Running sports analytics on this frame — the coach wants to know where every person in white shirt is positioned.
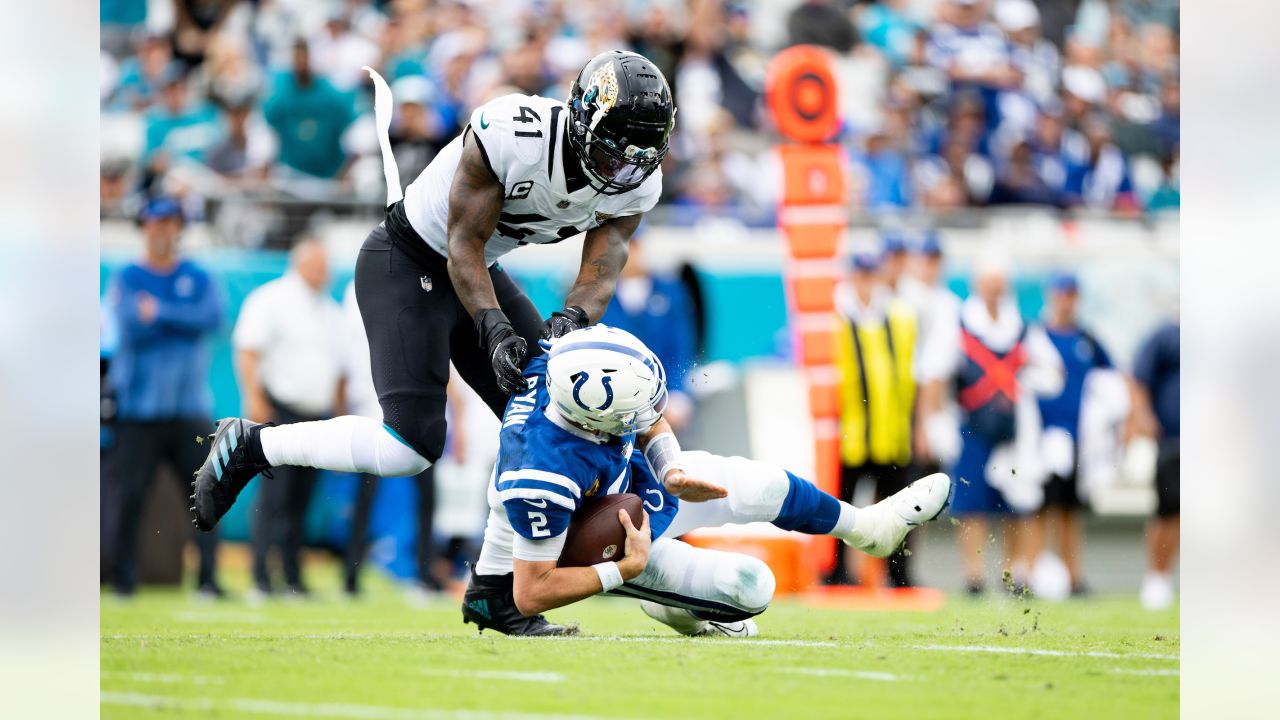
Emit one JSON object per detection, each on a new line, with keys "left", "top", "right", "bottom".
{"left": 233, "top": 239, "right": 345, "bottom": 596}
{"left": 917, "top": 255, "right": 1063, "bottom": 595}
{"left": 902, "top": 231, "right": 963, "bottom": 467}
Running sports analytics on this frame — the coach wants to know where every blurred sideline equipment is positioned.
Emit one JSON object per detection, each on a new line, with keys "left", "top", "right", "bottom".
{"left": 688, "top": 44, "right": 851, "bottom": 591}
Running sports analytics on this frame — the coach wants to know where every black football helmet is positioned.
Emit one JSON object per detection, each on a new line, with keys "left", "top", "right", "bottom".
{"left": 566, "top": 50, "right": 675, "bottom": 195}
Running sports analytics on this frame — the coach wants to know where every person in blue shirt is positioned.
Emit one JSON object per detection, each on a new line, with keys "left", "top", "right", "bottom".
{"left": 1063, "top": 116, "right": 1140, "bottom": 212}
{"left": 263, "top": 40, "right": 357, "bottom": 180}
{"left": 460, "top": 326, "right": 952, "bottom": 636}
{"left": 1132, "top": 319, "right": 1180, "bottom": 610}
{"left": 142, "top": 67, "right": 222, "bottom": 164}
{"left": 105, "top": 197, "right": 224, "bottom": 598}
{"left": 1035, "top": 272, "right": 1113, "bottom": 595}
{"left": 597, "top": 230, "right": 699, "bottom": 430}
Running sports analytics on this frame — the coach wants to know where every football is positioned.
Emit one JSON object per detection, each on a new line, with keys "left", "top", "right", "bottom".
{"left": 557, "top": 493, "right": 645, "bottom": 568}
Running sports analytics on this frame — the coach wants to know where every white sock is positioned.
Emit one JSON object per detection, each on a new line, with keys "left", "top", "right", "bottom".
{"left": 829, "top": 502, "right": 859, "bottom": 539}
{"left": 259, "top": 415, "right": 431, "bottom": 477}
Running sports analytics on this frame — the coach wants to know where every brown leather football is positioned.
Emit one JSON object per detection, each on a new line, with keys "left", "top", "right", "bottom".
{"left": 557, "top": 493, "right": 645, "bottom": 568}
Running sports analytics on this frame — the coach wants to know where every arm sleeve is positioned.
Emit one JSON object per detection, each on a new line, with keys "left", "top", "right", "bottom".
{"left": 154, "top": 272, "right": 222, "bottom": 335}
{"left": 629, "top": 452, "right": 678, "bottom": 539}
{"left": 497, "top": 464, "right": 583, "bottom": 541}
{"left": 503, "top": 496, "right": 573, "bottom": 542}
{"left": 512, "top": 533, "right": 568, "bottom": 562}
{"left": 466, "top": 94, "right": 543, "bottom": 187}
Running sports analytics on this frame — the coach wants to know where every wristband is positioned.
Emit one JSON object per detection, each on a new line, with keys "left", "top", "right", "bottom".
{"left": 474, "top": 308, "right": 513, "bottom": 349}
{"left": 592, "top": 561, "right": 624, "bottom": 593}
{"left": 643, "top": 431, "right": 684, "bottom": 486}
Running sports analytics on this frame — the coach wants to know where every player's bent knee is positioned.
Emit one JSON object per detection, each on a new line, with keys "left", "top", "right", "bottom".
{"left": 713, "top": 555, "right": 775, "bottom": 613}
{"left": 375, "top": 428, "right": 432, "bottom": 476}
{"left": 722, "top": 456, "right": 790, "bottom": 522}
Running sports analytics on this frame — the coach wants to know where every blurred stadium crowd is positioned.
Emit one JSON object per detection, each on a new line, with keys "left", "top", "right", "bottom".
{"left": 101, "top": 0, "right": 1179, "bottom": 236}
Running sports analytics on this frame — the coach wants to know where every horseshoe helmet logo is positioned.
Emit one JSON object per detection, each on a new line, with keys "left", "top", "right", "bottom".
{"left": 571, "top": 372, "right": 614, "bottom": 411}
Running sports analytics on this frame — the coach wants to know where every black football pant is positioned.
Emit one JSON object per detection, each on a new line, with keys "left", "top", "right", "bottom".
{"left": 353, "top": 201, "right": 544, "bottom": 463}
{"left": 251, "top": 396, "right": 321, "bottom": 592}
{"left": 108, "top": 418, "right": 219, "bottom": 594}
{"left": 343, "top": 467, "right": 438, "bottom": 594}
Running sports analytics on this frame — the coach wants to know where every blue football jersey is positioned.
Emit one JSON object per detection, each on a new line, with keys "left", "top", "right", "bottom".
{"left": 496, "top": 355, "right": 677, "bottom": 543}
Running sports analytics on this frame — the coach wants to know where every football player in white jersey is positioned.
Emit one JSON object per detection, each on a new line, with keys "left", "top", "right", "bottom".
{"left": 191, "top": 53, "right": 678, "bottom": 598}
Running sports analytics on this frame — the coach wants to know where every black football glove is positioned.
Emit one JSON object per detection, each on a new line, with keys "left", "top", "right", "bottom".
{"left": 542, "top": 305, "right": 590, "bottom": 340}
{"left": 475, "top": 308, "right": 529, "bottom": 395}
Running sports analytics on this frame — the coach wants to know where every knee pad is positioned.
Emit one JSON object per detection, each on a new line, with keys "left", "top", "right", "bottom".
{"left": 380, "top": 398, "right": 446, "bottom": 464}
{"left": 712, "top": 554, "right": 775, "bottom": 614}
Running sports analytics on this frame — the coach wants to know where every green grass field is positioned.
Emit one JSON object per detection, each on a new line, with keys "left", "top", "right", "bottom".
{"left": 101, "top": 569, "right": 1178, "bottom": 720}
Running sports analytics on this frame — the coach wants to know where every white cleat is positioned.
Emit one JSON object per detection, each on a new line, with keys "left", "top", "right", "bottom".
{"left": 844, "top": 472, "right": 953, "bottom": 558}
{"left": 640, "top": 600, "right": 759, "bottom": 638}
{"left": 1140, "top": 572, "right": 1175, "bottom": 610}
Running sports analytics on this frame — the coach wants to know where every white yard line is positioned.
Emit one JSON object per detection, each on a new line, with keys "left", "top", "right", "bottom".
{"left": 535, "top": 636, "right": 837, "bottom": 648}
{"left": 777, "top": 667, "right": 906, "bottom": 682}
{"left": 100, "top": 671, "right": 224, "bottom": 685}
{"left": 420, "top": 669, "right": 566, "bottom": 683}
{"left": 100, "top": 692, "right": 626, "bottom": 720}
{"left": 914, "top": 644, "right": 1179, "bottom": 661}
{"left": 1111, "top": 667, "right": 1180, "bottom": 677}
{"left": 172, "top": 610, "right": 275, "bottom": 624}
{"left": 105, "top": 632, "right": 837, "bottom": 647}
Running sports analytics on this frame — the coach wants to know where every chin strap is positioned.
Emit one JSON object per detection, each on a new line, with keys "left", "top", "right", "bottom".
{"left": 364, "top": 66, "right": 403, "bottom": 207}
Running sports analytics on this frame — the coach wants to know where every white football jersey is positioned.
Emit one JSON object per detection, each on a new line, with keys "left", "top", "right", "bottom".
{"left": 402, "top": 93, "right": 662, "bottom": 266}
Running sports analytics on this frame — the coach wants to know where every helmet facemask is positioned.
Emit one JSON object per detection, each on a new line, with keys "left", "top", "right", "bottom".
{"left": 567, "top": 51, "right": 674, "bottom": 195}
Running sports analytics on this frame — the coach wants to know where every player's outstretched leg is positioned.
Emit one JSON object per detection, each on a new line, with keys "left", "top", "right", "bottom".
{"left": 639, "top": 601, "right": 757, "bottom": 638}
{"left": 461, "top": 570, "right": 578, "bottom": 637}
{"left": 673, "top": 451, "right": 952, "bottom": 558}
{"left": 191, "top": 415, "right": 433, "bottom": 532}
{"left": 190, "top": 418, "right": 272, "bottom": 531}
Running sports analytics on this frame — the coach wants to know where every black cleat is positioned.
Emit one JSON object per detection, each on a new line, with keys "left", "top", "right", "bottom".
{"left": 460, "top": 571, "right": 576, "bottom": 636}
{"left": 191, "top": 418, "right": 271, "bottom": 531}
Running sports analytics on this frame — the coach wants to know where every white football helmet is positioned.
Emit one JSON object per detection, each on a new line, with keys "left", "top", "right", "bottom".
{"left": 545, "top": 325, "right": 669, "bottom": 436}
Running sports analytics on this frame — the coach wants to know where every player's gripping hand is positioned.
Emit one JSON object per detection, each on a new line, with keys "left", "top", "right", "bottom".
{"left": 663, "top": 469, "right": 729, "bottom": 503}
{"left": 542, "top": 305, "right": 590, "bottom": 340}
{"left": 475, "top": 308, "right": 529, "bottom": 395}
{"left": 615, "top": 508, "right": 651, "bottom": 581}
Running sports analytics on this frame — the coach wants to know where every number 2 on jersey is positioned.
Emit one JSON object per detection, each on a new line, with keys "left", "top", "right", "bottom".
{"left": 512, "top": 106, "right": 542, "bottom": 138}
{"left": 528, "top": 511, "right": 550, "bottom": 537}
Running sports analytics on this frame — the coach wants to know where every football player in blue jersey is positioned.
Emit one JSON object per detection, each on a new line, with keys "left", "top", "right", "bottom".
{"left": 464, "top": 325, "right": 953, "bottom": 636}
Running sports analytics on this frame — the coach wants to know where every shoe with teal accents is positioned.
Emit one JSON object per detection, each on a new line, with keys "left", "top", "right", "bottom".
{"left": 461, "top": 570, "right": 576, "bottom": 636}
{"left": 191, "top": 418, "right": 272, "bottom": 531}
